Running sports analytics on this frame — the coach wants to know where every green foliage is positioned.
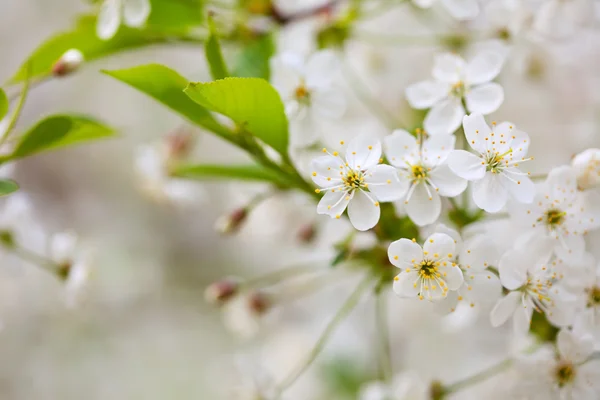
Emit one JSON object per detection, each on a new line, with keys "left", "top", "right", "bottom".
{"left": 232, "top": 34, "right": 275, "bottom": 79}
{"left": 0, "top": 180, "right": 19, "bottom": 196}
{"left": 321, "top": 357, "right": 374, "bottom": 399}
{"left": 530, "top": 311, "right": 559, "bottom": 343}
{"left": 7, "top": 115, "right": 114, "bottom": 160}
{"left": 0, "top": 88, "right": 7, "bottom": 121}
{"left": 184, "top": 77, "right": 289, "bottom": 155}
{"left": 147, "top": 0, "right": 204, "bottom": 31}
{"left": 172, "top": 163, "right": 288, "bottom": 186}
{"left": 102, "top": 64, "right": 231, "bottom": 138}
{"left": 374, "top": 203, "right": 420, "bottom": 242}
{"left": 205, "top": 14, "right": 230, "bottom": 80}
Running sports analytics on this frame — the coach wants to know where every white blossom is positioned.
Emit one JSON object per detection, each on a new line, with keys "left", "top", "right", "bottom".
{"left": 270, "top": 50, "right": 346, "bottom": 148}
{"left": 412, "top": 0, "right": 479, "bottom": 20}
{"left": 572, "top": 148, "right": 600, "bottom": 190}
{"left": 532, "top": 0, "right": 596, "bottom": 39}
{"left": 311, "top": 135, "right": 407, "bottom": 231}
{"left": 359, "top": 372, "right": 428, "bottom": 400}
{"left": 96, "top": 0, "right": 151, "bottom": 40}
{"left": 448, "top": 113, "right": 535, "bottom": 213}
{"left": 406, "top": 51, "right": 505, "bottom": 135}
{"left": 388, "top": 233, "right": 463, "bottom": 301}
{"left": 384, "top": 130, "right": 466, "bottom": 226}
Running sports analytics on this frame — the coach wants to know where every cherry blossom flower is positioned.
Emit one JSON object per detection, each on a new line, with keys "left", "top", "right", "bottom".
{"left": 359, "top": 372, "right": 428, "bottom": 400}
{"left": 270, "top": 50, "right": 346, "bottom": 148}
{"left": 572, "top": 148, "right": 600, "bottom": 190}
{"left": 448, "top": 113, "right": 535, "bottom": 212}
{"left": 513, "top": 329, "right": 600, "bottom": 399}
{"left": 406, "top": 52, "right": 505, "bottom": 135}
{"left": 388, "top": 233, "right": 463, "bottom": 301}
{"left": 384, "top": 130, "right": 466, "bottom": 226}
{"left": 96, "top": 0, "right": 151, "bottom": 40}
{"left": 311, "top": 136, "right": 407, "bottom": 231}
{"left": 491, "top": 242, "right": 577, "bottom": 334}
{"left": 412, "top": 0, "right": 479, "bottom": 20}
{"left": 533, "top": 0, "right": 596, "bottom": 39}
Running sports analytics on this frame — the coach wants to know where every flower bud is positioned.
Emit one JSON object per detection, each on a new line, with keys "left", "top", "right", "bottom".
{"left": 166, "top": 128, "right": 194, "bottom": 160}
{"left": 52, "top": 49, "right": 84, "bottom": 77}
{"left": 204, "top": 278, "right": 240, "bottom": 306}
{"left": 215, "top": 207, "right": 248, "bottom": 235}
{"left": 572, "top": 148, "right": 600, "bottom": 190}
{"left": 297, "top": 223, "right": 317, "bottom": 244}
{"left": 247, "top": 290, "right": 271, "bottom": 315}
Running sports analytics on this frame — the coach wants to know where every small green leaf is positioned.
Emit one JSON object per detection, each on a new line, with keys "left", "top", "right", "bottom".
{"left": 232, "top": 34, "right": 275, "bottom": 79}
{"left": 0, "top": 89, "right": 8, "bottom": 121}
{"left": 0, "top": 180, "right": 19, "bottom": 196}
{"left": 184, "top": 77, "right": 289, "bottom": 155}
{"left": 172, "top": 163, "right": 288, "bottom": 186}
{"left": 102, "top": 64, "right": 232, "bottom": 138}
{"left": 205, "top": 14, "right": 229, "bottom": 80}
{"left": 147, "top": 0, "right": 204, "bottom": 31}
{"left": 10, "top": 115, "right": 114, "bottom": 160}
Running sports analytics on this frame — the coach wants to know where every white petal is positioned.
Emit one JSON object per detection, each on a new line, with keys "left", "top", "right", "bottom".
{"left": 317, "top": 190, "right": 350, "bottom": 218}
{"left": 432, "top": 53, "right": 466, "bottom": 83}
{"left": 393, "top": 271, "right": 420, "bottom": 298}
{"left": 424, "top": 232, "right": 456, "bottom": 260}
{"left": 490, "top": 291, "right": 521, "bottom": 327}
{"left": 383, "top": 129, "right": 419, "bottom": 168}
{"left": 312, "top": 88, "right": 346, "bottom": 119}
{"left": 405, "top": 184, "right": 441, "bottom": 226}
{"left": 498, "top": 249, "right": 528, "bottom": 290}
{"left": 448, "top": 150, "right": 486, "bottom": 181}
{"left": 428, "top": 164, "right": 468, "bottom": 197}
{"left": 413, "top": 0, "right": 435, "bottom": 8}
{"left": 97, "top": 0, "right": 122, "bottom": 40}
{"left": 465, "top": 50, "right": 505, "bottom": 85}
{"left": 434, "top": 290, "right": 459, "bottom": 314}
{"left": 555, "top": 232, "right": 585, "bottom": 262}
{"left": 422, "top": 134, "right": 456, "bottom": 164}
{"left": 472, "top": 172, "right": 508, "bottom": 212}
{"left": 467, "top": 273, "right": 502, "bottom": 304}
{"left": 389, "top": 239, "right": 423, "bottom": 269}
{"left": 310, "top": 155, "right": 345, "bottom": 188}
{"left": 462, "top": 112, "right": 491, "bottom": 154}
{"left": 513, "top": 303, "right": 533, "bottom": 334}
{"left": 359, "top": 382, "right": 391, "bottom": 400}
{"left": 346, "top": 135, "right": 382, "bottom": 171}
{"left": 270, "top": 53, "right": 304, "bottom": 98}
{"left": 405, "top": 80, "right": 449, "bottom": 109}
{"left": 348, "top": 190, "right": 380, "bottom": 231}
{"left": 465, "top": 83, "right": 504, "bottom": 114}
{"left": 365, "top": 165, "right": 409, "bottom": 202}
{"left": 305, "top": 50, "right": 340, "bottom": 88}
{"left": 443, "top": 265, "right": 464, "bottom": 290}
{"left": 441, "top": 0, "right": 480, "bottom": 20}
{"left": 424, "top": 98, "right": 465, "bottom": 136}
{"left": 50, "top": 232, "right": 78, "bottom": 264}
{"left": 461, "top": 236, "right": 499, "bottom": 270}
{"left": 502, "top": 171, "right": 535, "bottom": 204}
{"left": 123, "top": 0, "right": 151, "bottom": 27}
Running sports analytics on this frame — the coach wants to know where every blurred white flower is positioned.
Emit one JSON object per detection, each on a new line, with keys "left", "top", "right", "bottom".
{"left": 311, "top": 135, "right": 406, "bottom": 231}
{"left": 448, "top": 113, "right": 534, "bottom": 213}
{"left": 222, "top": 291, "right": 271, "bottom": 339}
{"left": 572, "top": 148, "right": 600, "bottom": 190}
{"left": 96, "top": 0, "right": 151, "bottom": 40}
{"left": 384, "top": 129, "right": 466, "bottom": 226}
{"left": 412, "top": 0, "right": 479, "bottom": 20}
{"left": 231, "top": 355, "right": 279, "bottom": 400}
{"left": 406, "top": 51, "right": 505, "bottom": 135}
{"left": 270, "top": 50, "right": 346, "bottom": 148}
{"left": 532, "top": 0, "right": 596, "bottom": 39}
{"left": 389, "top": 233, "right": 463, "bottom": 301}
{"left": 359, "top": 371, "right": 428, "bottom": 400}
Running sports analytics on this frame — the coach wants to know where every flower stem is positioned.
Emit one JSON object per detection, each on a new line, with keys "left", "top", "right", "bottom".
{"left": 243, "top": 264, "right": 322, "bottom": 289}
{"left": 375, "top": 286, "right": 393, "bottom": 382}
{"left": 12, "top": 245, "right": 60, "bottom": 274}
{"left": 1, "top": 63, "right": 31, "bottom": 146}
{"left": 273, "top": 274, "right": 374, "bottom": 396}
{"left": 443, "top": 358, "right": 513, "bottom": 394}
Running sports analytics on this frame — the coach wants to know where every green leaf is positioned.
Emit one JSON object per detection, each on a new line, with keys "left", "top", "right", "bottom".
{"left": 205, "top": 14, "right": 229, "bottom": 80}
{"left": 172, "top": 163, "right": 288, "bottom": 185}
{"left": 184, "top": 77, "right": 289, "bottom": 154}
{"left": 102, "top": 64, "right": 232, "bottom": 139}
{"left": 147, "top": 0, "right": 204, "bottom": 31}
{"left": 10, "top": 115, "right": 114, "bottom": 160}
{"left": 0, "top": 180, "right": 19, "bottom": 197}
{"left": 0, "top": 89, "right": 7, "bottom": 121}
{"left": 232, "top": 34, "right": 275, "bottom": 80}
{"left": 10, "top": 15, "right": 166, "bottom": 83}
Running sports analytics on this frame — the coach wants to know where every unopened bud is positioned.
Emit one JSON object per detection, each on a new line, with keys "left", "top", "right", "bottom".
{"left": 572, "top": 149, "right": 600, "bottom": 190}
{"left": 166, "top": 128, "right": 194, "bottom": 160}
{"left": 247, "top": 290, "right": 271, "bottom": 315}
{"left": 52, "top": 49, "right": 84, "bottom": 77}
{"left": 205, "top": 278, "right": 240, "bottom": 305}
{"left": 215, "top": 208, "right": 248, "bottom": 235}
{"left": 297, "top": 223, "right": 317, "bottom": 244}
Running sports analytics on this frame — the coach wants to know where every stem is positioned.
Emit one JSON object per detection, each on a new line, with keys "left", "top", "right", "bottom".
{"left": 12, "top": 245, "right": 59, "bottom": 273}
{"left": 375, "top": 287, "right": 393, "bottom": 382}
{"left": 443, "top": 358, "right": 513, "bottom": 394}
{"left": 243, "top": 265, "right": 322, "bottom": 289}
{"left": 274, "top": 274, "right": 374, "bottom": 396}
{"left": 1, "top": 63, "right": 31, "bottom": 145}
{"left": 529, "top": 173, "right": 547, "bottom": 181}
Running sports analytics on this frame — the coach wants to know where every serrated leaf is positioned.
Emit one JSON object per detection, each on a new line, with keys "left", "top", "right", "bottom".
{"left": 10, "top": 115, "right": 114, "bottom": 160}
{"left": 172, "top": 163, "right": 288, "bottom": 186}
{"left": 232, "top": 34, "right": 275, "bottom": 79}
{"left": 184, "top": 77, "right": 289, "bottom": 154}
{"left": 0, "top": 180, "right": 19, "bottom": 196}
{"left": 0, "top": 89, "right": 7, "bottom": 121}
{"left": 102, "top": 64, "right": 232, "bottom": 139}
{"left": 205, "top": 15, "right": 229, "bottom": 80}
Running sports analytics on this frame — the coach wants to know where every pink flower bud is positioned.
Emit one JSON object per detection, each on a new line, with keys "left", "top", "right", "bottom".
{"left": 204, "top": 278, "right": 240, "bottom": 305}
{"left": 215, "top": 208, "right": 248, "bottom": 235}
{"left": 247, "top": 291, "right": 271, "bottom": 315}
{"left": 52, "top": 49, "right": 84, "bottom": 77}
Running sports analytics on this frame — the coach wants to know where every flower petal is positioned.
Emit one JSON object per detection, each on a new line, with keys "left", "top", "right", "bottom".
{"left": 405, "top": 80, "right": 449, "bottom": 109}
{"left": 490, "top": 291, "right": 521, "bottom": 327}
{"left": 429, "top": 164, "right": 467, "bottom": 197}
{"left": 498, "top": 249, "right": 529, "bottom": 290}
{"left": 424, "top": 232, "right": 456, "bottom": 260}
{"left": 346, "top": 135, "right": 382, "bottom": 171}
{"left": 462, "top": 112, "right": 491, "bottom": 154}
{"left": 97, "top": 0, "right": 122, "bottom": 40}
{"left": 461, "top": 235, "right": 499, "bottom": 270}
{"left": 311, "top": 155, "right": 345, "bottom": 188}
{"left": 270, "top": 52, "right": 304, "bottom": 98}
{"left": 466, "top": 272, "right": 502, "bottom": 304}
{"left": 305, "top": 50, "right": 340, "bottom": 88}
{"left": 422, "top": 134, "right": 456, "bottom": 165}
{"left": 424, "top": 98, "right": 465, "bottom": 136}
{"left": 405, "top": 184, "right": 441, "bottom": 226}
{"left": 432, "top": 53, "right": 466, "bottom": 83}
{"left": 513, "top": 303, "right": 533, "bottom": 334}
{"left": 312, "top": 88, "right": 346, "bottom": 119}
{"left": 557, "top": 329, "right": 594, "bottom": 364}
{"left": 365, "top": 165, "right": 409, "bottom": 202}
{"left": 348, "top": 190, "right": 380, "bottom": 231}
{"left": 448, "top": 150, "right": 486, "bottom": 181}
{"left": 441, "top": 0, "right": 479, "bottom": 20}
{"left": 388, "top": 238, "right": 423, "bottom": 269}
{"left": 472, "top": 172, "right": 508, "bottom": 212}
{"left": 502, "top": 170, "right": 535, "bottom": 204}
{"left": 123, "top": 0, "right": 151, "bottom": 27}
{"left": 316, "top": 189, "right": 350, "bottom": 218}
{"left": 443, "top": 264, "right": 464, "bottom": 290}
{"left": 465, "top": 83, "right": 504, "bottom": 114}
{"left": 554, "top": 232, "right": 585, "bottom": 262}
{"left": 465, "top": 50, "right": 505, "bottom": 85}
{"left": 383, "top": 129, "right": 419, "bottom": 168}
{"left": 393, "top": 271, "right": 420, "bottom": 298}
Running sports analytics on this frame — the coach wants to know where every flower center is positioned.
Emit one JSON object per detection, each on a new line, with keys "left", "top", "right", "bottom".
{"left": 294, "top": 85, "right": 311, "bottom": 105}
{"left": 342, "top": 169, "right": 366, "bottom": 191}
{"left": 540, "top": 208, "right": 566, "bottom": 228}
{"left": 522, "top": 276, "right": 554, "bottom": 313}
{"left": 586, "top": 286, "right": 600, "bottom": 307}
{"left": 410, "top": 164, "right": 429, "bottom": 183}
{"left": 57, "top": 261, "right": 72, "bottom": 281}
{"left": 418, "top": 260, "right": 439, "bottom": 278}
{"left": 449, "top": 81, "right": 466, "bottom": 98}
{"left": 555, "top": 362, "right": 576, "bottom": 387}
{"left": 485, "top": 149, "right": 513, "bottom": 173}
